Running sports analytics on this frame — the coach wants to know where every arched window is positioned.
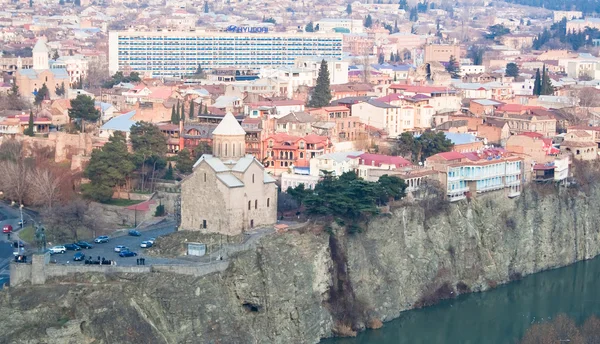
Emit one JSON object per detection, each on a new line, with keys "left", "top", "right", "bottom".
{"left": 255, "top": 200, "right": 258, "bottom": 209}
{"left": 267, "top": 198, "right": 270, "bottom": 207}
{"left": 248, "top": 201, "right": 251, "bottom": 210}
{"left": 300, "top": 152, "right": 304, "bottom": 159}
{"left": 233, "top": 144, "right": 236, "bottom": 157}
{"left": 225, "top": 144, "right": 228, "bottom": 156}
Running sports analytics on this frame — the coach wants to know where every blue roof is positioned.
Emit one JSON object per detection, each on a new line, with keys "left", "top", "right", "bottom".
{"left": 444, "top": 132, "right": 480, "bottom": 145}
{"left": 19, "top": 68, "right": 69, "bottom": 80}
{"left": 100, "top": 110, "right": 136, "bottom": 132}
{"left": 95, "top": 101, "right": 113, "bottom": 112}
{"left": 371, "top": 63, "right": 414, "bottom": 71}
{"left": 473, "top": 99, "right": 502, "bottom": 106}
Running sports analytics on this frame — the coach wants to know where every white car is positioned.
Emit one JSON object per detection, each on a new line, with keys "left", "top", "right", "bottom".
{"left": 114, "top": 245, "right": 128, "bottom": 253}
{"left": 147, "top": 238, "right": 156, "bottom": 244}
{"left": 140, "top": 241, "right": 153, "bottom": 248}
{"left": 49, "top": 246, "right": 66, "bottom": 254}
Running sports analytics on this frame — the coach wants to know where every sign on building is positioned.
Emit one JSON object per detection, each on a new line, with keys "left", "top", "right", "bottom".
{"left": 187, "top": 242, "right": 206, "bottom": 256}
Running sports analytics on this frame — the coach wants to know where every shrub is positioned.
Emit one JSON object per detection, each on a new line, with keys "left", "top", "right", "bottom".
{"left": 414, "top": 281, "right": 456, "bottom": 308}
{"left": 509, "top": 271, "right": 523, "bottom": 281}
{"left": 154, "top": 204, "right": 165, "bottom": 217}
{"left": 456, "top": 281, "right": 471, "bottom": 294}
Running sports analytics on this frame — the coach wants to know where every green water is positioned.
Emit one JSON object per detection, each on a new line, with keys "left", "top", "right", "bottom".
{"left": 323, "top": 257, "right": 600, "bottom": 344}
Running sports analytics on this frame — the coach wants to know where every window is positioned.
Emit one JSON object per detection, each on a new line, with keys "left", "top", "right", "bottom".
{"left": 204, "top": 173, "right": 206, "bottom": 182}
{"left": 225, "top": 143, "right": 228, "bottom": 156}
{"left": 248, "top": 201, "right": 251, "bottom": 210}
{"left": 300, "top": 152, "right": 304, "bottom": 158}
{"left": 202, "top": 220, "right": 207, "bottom": 229}
{"left": 255, "top": 200, "right": 258, "bottom": 209}
{"left": 267, "top": 198, "right": 270, "bottom": 207}
{"left": 252, "top": 174, "right": 255, "bottom": 183}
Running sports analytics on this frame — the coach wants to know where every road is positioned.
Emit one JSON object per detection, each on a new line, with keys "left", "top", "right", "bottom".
{"left": 48, "top": 221, "right": 187, "bottom": 266}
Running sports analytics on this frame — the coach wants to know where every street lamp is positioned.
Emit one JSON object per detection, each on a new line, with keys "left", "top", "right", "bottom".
{"left": 19, "top": 204, "right": 23, "bottom": 228}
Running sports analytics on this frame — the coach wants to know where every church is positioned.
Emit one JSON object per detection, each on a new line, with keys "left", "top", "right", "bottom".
{"left": 15, "top": 38, "right": 70, "bottom": 101}
{"left": 180, "top": 112, "right": 278, "bottom": 236}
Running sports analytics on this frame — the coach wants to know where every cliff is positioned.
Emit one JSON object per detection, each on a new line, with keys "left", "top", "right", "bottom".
{"left": 2, "top": 185, "right": 600, "bottom": 344}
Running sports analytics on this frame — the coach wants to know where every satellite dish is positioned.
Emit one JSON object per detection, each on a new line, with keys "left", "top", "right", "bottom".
{"left": 418, "top": 161, "right": 423, "bottom": 166}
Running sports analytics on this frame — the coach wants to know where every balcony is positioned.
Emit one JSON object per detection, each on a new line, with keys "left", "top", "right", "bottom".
{"left": 505, "top": 179, "right": 521, "bottom": 186}
{"left": 448, "top": 193, "right": 467, "bottom": 202}
{"left": 476, "top": 184, "right": 505, "bottom": 193}
{"left": 508, "top": 191, "right": 521, "bottom": 198}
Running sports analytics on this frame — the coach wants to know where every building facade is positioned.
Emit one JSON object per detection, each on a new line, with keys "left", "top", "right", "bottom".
{"left": 109, "top": 30, "right": 343, "bottom": 77}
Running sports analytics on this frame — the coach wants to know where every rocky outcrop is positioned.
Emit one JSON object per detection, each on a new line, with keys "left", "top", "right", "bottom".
{"left": 2, "top": 185, "right": 600, "bottom": 343}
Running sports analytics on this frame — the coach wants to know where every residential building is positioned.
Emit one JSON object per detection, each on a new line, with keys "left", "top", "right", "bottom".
{"left": 351, "top": 99, "right": 404, "bottom": 137}
{"left": 309, "top": 151, "right": 364, "bottom": 177}
{"left": 109, "top": 31, "right": 343, "bottom": 77}
{"left": 262, "top": 133, "right": 330, "bottom": 175}
{"left": 308, "top": 106, "right": 364, "bottom": 142}
{"left": 427, "top": 149, "right": 525, "bottom": 202}
{"left": 477, "top": 118, "right": 510, "bottom": 145}
{"left": 350, "top": 153, "right": 412, "bottom": 179}
{"left": 469, "top": 99, "right": 503, "bottom": 116}
{"left": 506, "top": 132, "right": 559, "bottom": 164}
{"left": 294, "top": 57, "right": 349, "bottom": 85}
{"left": 180, "top": 112, "right": 277, "bottom": 235}
{"left": 315, "top": 18, "right": 364, "bottom": 34}
{"left": 560, "top": 130, "right": 598, "bottom": 160}
{"left": 275, "top": 112, "right": 316, "bottom": 136}
{"left": 566, "top": 18, "right": 600, "bottom": 33}
{"left": 554, "top": 10, "right": 583, "bottom": 22}
{"left": 485, "top": 109, "right": 557, "bottom": 137}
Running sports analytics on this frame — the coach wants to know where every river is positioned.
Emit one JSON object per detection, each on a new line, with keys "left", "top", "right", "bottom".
{"left": 323, "top": 256, "right": 600, "bottom": 344}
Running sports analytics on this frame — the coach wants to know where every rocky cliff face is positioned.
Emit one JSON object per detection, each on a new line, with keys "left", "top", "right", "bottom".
{"left": 2, "top": 186, "right": 600, "bottom": 344}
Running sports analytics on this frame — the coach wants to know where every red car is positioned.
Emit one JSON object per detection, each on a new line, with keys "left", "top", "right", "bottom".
{"left": 2, "top": 225, "right": 12, "bottom": 234}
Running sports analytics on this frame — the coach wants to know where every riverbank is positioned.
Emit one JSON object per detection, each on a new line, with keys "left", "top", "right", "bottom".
{"left": 1, "top": 184, "right": 600, "bottom": 343}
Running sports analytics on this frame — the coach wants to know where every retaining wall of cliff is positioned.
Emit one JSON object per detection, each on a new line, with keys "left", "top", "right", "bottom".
{"left": 1, "top": 185, "right": 600, "bottom": 344}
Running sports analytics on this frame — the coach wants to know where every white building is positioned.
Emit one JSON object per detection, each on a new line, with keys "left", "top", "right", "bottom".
{"left": 109, "top": 30, "right": 343, "bottom": 77}
{"left": 314, "top": 18, "right": 364, "bottom": 34}
{"left": 294, "top": 57, "right": 349, "bottom": 85}
{"left": 280, "top": 172, "right": 319, "bottom": 190}
{"left": 309, "top": 151, "right": 363, "bottom": 177}
{"left": 351, "top": 99, "right": 404, "bottom": 137}
{"left": 460, "top": 64, "right": 486, "bottom": 76}
{"left": 260, "top": 66, "right": 314, "bottom": 98}
{"left": 50, "top": 55, "right": 89, "bottom": 85}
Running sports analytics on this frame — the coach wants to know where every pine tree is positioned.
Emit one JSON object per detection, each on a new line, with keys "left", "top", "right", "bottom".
{"left": 170, "top": 105, "right": 177, "bottom": 124}
{"left": 180, "top": 101, "right": 185, "bottom": 122}
{"left": 505, "top": 63, "right": 519, "bottom": 78}
{"left": 24, "top": 110, "right": 35, "bottom": 136}
{"left": 305, "top": 22, "right": 314, "bottom": 32}
{"left": 204, "top": 1, "right": 209, "bottom": 13}
{"left": 364, "top": 14, "right": 373, "bottom": 28}
{"left": 204, "top": 104, "right": 208, "bottom": 114}
{"left": 394, "top": 20, "right": 399, "bottom": 33}
{"left": 189, "top": 100, "right": 195, "bottom": 120}
{"left": 175, "top": 101, "right": 181, "bottom": 123}
{"left": 198, "top": 101, "right": 203, "bottom": 116}
{"left": 308, "top": 59, "right": 332, "bottom": 108}
{"left": 533, "top": 69, "right": 541, "bottom": 96}
{"left": 445, "top": 55, "right": 460, "bottom": 78}
{"left": 346, "top": 3, "right": 352, "bottom": 15}
{"left": 541, "top": 64, "right": 554, "bottom": 95}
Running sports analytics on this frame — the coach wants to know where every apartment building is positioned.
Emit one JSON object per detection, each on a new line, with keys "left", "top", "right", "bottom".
{"left": 109, "top": 30, "right": 343, "bottom": 77}
{"left": 427, "top": 149, "right": 524, "bottom": 202}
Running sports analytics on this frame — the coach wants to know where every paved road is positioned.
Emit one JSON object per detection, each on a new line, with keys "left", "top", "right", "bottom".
{"left": 48, "top": 221, "right": 187, "bottom": 266}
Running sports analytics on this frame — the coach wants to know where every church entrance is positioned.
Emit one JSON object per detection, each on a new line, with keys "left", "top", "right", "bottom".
{"left": 250, "top": 219, "right": 254, "bottom": 228}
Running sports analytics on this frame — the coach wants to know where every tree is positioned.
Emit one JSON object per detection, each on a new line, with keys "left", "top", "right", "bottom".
{"left": 315, "top": 24, "right": 320, "bottom": 31}
{"left": 346, "top": 3, "right": 352, "bottom": 15}
{"left": 74, "top": 0, "right": 80, "bottom": 5}
{"left": 364, "top": 14, "right": 373, "bottom": 28}
{"left": 377, "top": 174, "right": 407, "bottom": 202}
{"left": 189, "top": 100, "right": 195, "bottom": 120}
{"left": 409, "top": 7, "right": 419, "bottom": 21}
{"left": 533, "top": 68, "right": 542, "bottom": 96}
{"left": 176, "top": 149, "right": 194, "bottom": 174}
{"left": 164, "top": 162, "right": 174, "bottom": 180}
{"left": 130, "top": 122, "right": 167, "bottom": 192}
{"left": 180, "top": 101, "right": 185, "bottom": 123}
{"left": 24, "top": 110, "right": 35, "bottom": 136}
{"left": 193, "top": 64, "right": 206, "bottom": 79}
{"left": 308, "top": 60, "right": 332, "bottom": 108}
{"left": 203, "top": 104, "right": 209, "bottom": 115}
{"left": 83, "top": 132, "right": 134, "bottom": 202}
{"left": 411, "top": 25, "right": 417, "bottom": 34}
{"left": 170, "top": 105, "right": 177, "bottom": 124}
{"left": 34, "top": 83, "right": 49, "bottom": 106}
{"left": 30, "top": 167, "right": 62, "bottom": 209}
{"left": 59, "top": 0, "right": 64, "bottom": 4}
{"left": 505, "top": 62, "right": 520, "bottom": 78}
{"left": 467, "top": 45, "right": 485, "bottom": 65}
{"left": 398, "top": 0, "right": 407, "bottom": 9}
{"left": 394, "top": 131, "right": 453, "bottom": 163}
{"left": 52, "top": 50, "right": 59, "bottom": 60}
{"left": 204, "top": 1, "right": 209, "bottom": 13}
{"left": 55, "top": 82, "right": 65, "bottom": 96}
{"left": 446, "top": 55, "right": 460, "bottom": 78}
{"left": 68, "top": 94, "right": 100, "bottom": 132}
{"left": 286, "top": 184, "right": 312, "bottom": 207}
{"left": 378, "top": 53, "right": 385, "bottom": 64}
{"left": 485, "top": 24, "right": 510, "bottom": 40}
{"left": 42, "top": 200, "right": 99, "bottom": 242}
{"left": 305, "top": 21, "right": 314, "bottom": 32}
{"left": 541, "top": 64, "right": 554, "bottom": 95}
{"left": 29, "top": 0, "right": 32, "bottom": 7}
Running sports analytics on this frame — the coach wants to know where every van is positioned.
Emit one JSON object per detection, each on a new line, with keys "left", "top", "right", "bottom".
{"left": 2, "top": 225, "right": 12, "bottom": 234}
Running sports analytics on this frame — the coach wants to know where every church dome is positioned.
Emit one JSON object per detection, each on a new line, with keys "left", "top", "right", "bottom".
{"left": 212, "top": 112, "right": 246, "bottom": 136}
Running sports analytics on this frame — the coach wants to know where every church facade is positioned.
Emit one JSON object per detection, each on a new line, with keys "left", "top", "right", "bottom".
{"left": 180, "top": 112, "right": 278, "bottom": 236}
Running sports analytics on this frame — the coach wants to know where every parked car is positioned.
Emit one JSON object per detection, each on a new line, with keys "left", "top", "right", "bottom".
{"left": 140, "top": 241, "right": 153, "bottom": 248}
{"left": 114, "top": 245, "right": 128, "bottom": 253}
{"left": 64, "top": 243, "right": 81, "bottom": 251}
{"left": 49, "top": 246, "right": 66, "bottom": 254}
{"left": 128, "top": 230, "right": 141, "bottom": 237}
{"left": 119, "top": 250, "right": 138, "bottom": 257}
{"left": 75, "top": 241, "right": 93, "bottom": 249}
{"left": 73, "top": 252, "right": 85, "bottom": 261}
{"left": 12, "top": 241, "right": 24, "bottom": 248}
{"left": 2, "top": 224, "right": 12, "bottom": 233}
{"left": 147, "top": 237, "right": 156, "bottom": 244}
{"left": 94, "top": 236, "right": 109, "bottom": 243}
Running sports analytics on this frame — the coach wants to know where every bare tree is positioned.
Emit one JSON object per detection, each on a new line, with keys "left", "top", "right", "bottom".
{"left": 0, "top": 159, "right": 31, "bottom": 205}
{"left": 577, "top": 87, "right": 600, "bottom": 126}
{"left": 42, "top": 200, "right": 97, "bottom": 242}
{"left": 30, "top": 168, "right": 62, "bottom": 209}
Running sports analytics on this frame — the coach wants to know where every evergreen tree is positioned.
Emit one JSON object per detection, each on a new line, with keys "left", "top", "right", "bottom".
{"left": 308, "top": 59, "right": 332, "bottom": 108}
{"left": 346, "top": 3, "right": 352, "bottom": 15}
{"left": 180, "top": 101, "right": 185, "bottom": 123}
{"left": 204, "top": 1, "right": 209, "bottom": 13}
{"left": 189, "top": 100, "right": 195, "bottom": 120}
{"left": 364, "top": 14, "right": 373, "bottom": 28}
{"left": 175, "top": 101, "right": 181, "bottom": 123}
{"left": 305, "top": 22, "right": 314, "bottom": 32}
{"left": 52, "top": 50, "right": 59, "bottom": 60}
{"left": 398, "top": 0, "right": 407, "bottom": 9}
{"left": 204, "top": 104, "right": 209, "bottom": 114}
{"left": 445, "top": 55, "right": 460, "bottom": 78}
{"left": 24, "top": 110, "right": 35, "bottom": 136}
{"left": 29, "top": 0, "right": 32, "bottom": 7}
{"left": 394, "top": 19, "right": 399, "bottom": 33}
{"left": 170, "top": 105, "right": 177, "bottom": 124}
{"left": 55, "top": 82, "right": 66, "bottom": 96}
{"left": 505, "top": 62, "right": 520, "bottom": 78}
{"left": 164, "top": 162, "right": 174, "bottom": 180}
{"left": 315, "top": 24, "right": 320, "bottom": 31}
{"left": 198, "top": 102, "right": 203, "bottom": 116}
{"left": 68, "top": 95, "right": 100, "bottom": 132}
{"left": 533, "top": 69, "right": 542, "bottom": 96}
{"left": 59, "top": 0, "right": 64, "bottom": 4}
{"left": 409, "top": 7, "right": 419, "bottom": 21}
{"left": 541, "top": 64, "right": 554, "bottom": 95}
{"left": 175, "top": 149, "right": 194, "bottom": 174}
{"left": 411, "top": 25, "right": 417, "bottom": 34}
{"left": 34, "top": 83, "right": 49, "bottom": 106}
{"left": 378, "top": 53, "right": 384, "bottom": 64}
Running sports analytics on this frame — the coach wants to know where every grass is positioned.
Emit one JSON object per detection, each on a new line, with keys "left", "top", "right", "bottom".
{"left": 18, "top": 225, "right": 35, "bottom": 243}
{"left": 101, "top": 199, "right": 144, "bottom": 207}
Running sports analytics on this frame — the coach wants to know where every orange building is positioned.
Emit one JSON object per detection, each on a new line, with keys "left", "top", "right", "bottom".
{"left": 262, "top": 133, "right": 331, "bottom": 175}
{"left": 308, "top": 106, "right": 365, "bottom": 142}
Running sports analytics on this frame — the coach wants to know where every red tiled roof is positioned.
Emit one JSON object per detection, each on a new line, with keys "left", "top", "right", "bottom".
{"left": 436, "top": 151, "right": 466, "bottom": 160}
{"left": 519, "top": 132, "right": 544, "bottom": 138}
{"left": 376, "top": 94, "right": 404, "bottom": 103}
{"left": 321, "top": 106, "right": 351, "bottom": 112}
{"left": 533, "top": 163, "right": 555, "bottom": 170}
{"left": 354, "top": 153, "right": 411, "bottom": 168}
